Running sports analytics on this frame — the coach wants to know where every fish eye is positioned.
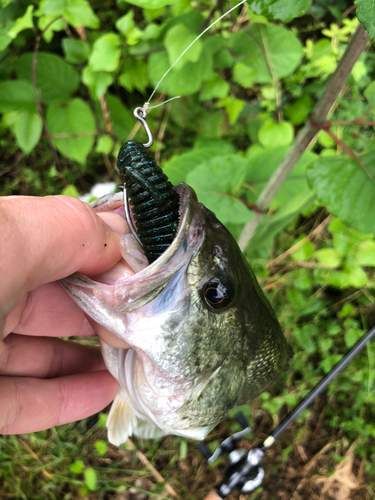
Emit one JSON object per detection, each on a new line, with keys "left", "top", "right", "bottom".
{"left": 203, "top": 278, "right": 233, "bottom": 310}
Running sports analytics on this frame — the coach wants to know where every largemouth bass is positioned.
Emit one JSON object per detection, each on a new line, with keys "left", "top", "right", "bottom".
{"left": 61, "top": 183, "right": 286, "bottom": 445}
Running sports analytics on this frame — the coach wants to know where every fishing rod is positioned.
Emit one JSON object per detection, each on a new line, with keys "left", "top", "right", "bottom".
{"left": 200, "top": 323, "right": 375, "bottom": 499}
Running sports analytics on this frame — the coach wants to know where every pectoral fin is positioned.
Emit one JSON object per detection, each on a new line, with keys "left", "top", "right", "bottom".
{"left": 107, "top": 393, "right": 137, "bottom": 446}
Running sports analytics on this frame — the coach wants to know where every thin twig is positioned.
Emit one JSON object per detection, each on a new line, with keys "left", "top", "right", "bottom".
{"left": 99, "top": 95, "right": 115, "bottom": 137}
{"left": 126, "top": 438, "right": 180, "bottom": 499}
{"left": 102, "top": 153, "right": 115, "bottom": 179}
{"left": 238, "top": 23, "right": 370, "bottom": 251}
{"left": 267, "top": 215, "right": 332, "bottom": 267}
{"left": 19, "top": 439, "right": 53, "bottom": 480}
{"left": 326, "top": 119, "right": 375, "bottom": 127}
{"left": 231, "top": 2, "right": 248, "bottom": 33}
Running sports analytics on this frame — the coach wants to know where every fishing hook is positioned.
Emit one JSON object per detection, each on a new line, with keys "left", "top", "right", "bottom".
{"left": 134, "top": 107, "right": 153, "bottom": 148}
{"left": 123, "top": 187, "right": 142, "bottom": 246}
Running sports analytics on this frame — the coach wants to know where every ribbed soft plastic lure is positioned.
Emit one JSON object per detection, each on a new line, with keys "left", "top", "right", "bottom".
{"left": 117, "top": 140, "right": 179, "bottom": 263}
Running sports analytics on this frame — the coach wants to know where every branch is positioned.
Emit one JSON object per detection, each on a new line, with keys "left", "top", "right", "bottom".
{"left": 238, "top": 23, "right": 370, "bottom": 251}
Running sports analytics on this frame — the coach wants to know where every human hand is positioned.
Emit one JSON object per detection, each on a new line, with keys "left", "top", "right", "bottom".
{"left": 0, "top": 195, "right": 127, "bottom": 435}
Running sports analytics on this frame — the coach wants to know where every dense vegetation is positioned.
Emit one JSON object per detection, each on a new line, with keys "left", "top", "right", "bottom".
{"left": 1, "top": 0, "right": 375, "bottom": 498}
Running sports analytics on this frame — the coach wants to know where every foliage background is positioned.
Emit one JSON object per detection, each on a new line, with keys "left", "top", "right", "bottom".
{"left": 1, "top": 0, "right": 375, "bottom": 498}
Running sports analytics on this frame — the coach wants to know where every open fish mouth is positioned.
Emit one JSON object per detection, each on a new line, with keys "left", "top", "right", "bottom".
{"left": 61, "top": 183, "right": 204, "bottom": 319}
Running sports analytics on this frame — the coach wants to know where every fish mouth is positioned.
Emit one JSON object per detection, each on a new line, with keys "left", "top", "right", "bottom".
{"left": 60, "top": 183, "right": 204, "bottom": 329}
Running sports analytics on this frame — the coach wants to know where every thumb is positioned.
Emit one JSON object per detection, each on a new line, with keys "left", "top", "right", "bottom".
{"left": 0, "top": 195, "right": 122, "bottom": 317}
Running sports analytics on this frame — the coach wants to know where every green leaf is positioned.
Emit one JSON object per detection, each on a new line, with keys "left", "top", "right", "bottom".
{"left": 364, "top": 80, "right": 375, "bottom": 109}
{"left": 89, "top": 33, "right": 121, "bottom": 72}
{"left": 200, "top": 74, "right": 229, "bottom": 100}
{"left": 356, "top": 240, "right": 375, "bottom": 267}
{"left": 94, "top": 440, "right": 107, "bottom": 456}
{"left": 115, "top": 11, "right": 135, "bottom": 36}
{"left": 70, "top": 460, "right": 85, "bottom": 474}
{"left": 357, "top": 0, "right": 375, "bottom": 47}
{"left": 62, "top": 38, "right": 90, "bottom": 64}
{"left": 82, "top": 66, "right": 113, "bottom": 99}
{"left": 7, "top": 5, "right": 34, "bottom": 39}
{"left": 16, "top": 53, "right": 79, "bottom": 105}
{"left": 1, "top": 0, "right": 15, "bottom": 7}
{"left": 62, "top": 184, "right": 80, "bottom": 197}
{"left": 258, "top": 120, "right": 294, "bottom": 147}
{"left": 118, "top": 58, "right": 149, "bottom": 93}
{"left": 63, "top": 0, "right": 100, "bottom": 29}
{"left": 314, "top": 248, "right": 341, "bottom": 268}
{"left": 164, "top": 24, "right": 202, "bottom": 70}
{"left": 0, "top": 80, "right": 36, "bottom": 113}
{"left": 123, "top": 0, "right": 179, "bottom": 7}
{"left": 0, "top": 19, "right": 13, "bottom": 51}
{"left": 41, "top": 0, "right": 67, "bottom": 16}
{"left": 233, "top": 62, "right": 257, "bottom": 89}
{"left": 248, "top": 190, "right": 315, "bottom": 251}
{"left": 222, "top": 97, "right": 244, "bottom": 126}
{"left": 37, "top": 15, "right": 65, "bottom": 43}
{"left": 290, "top": 239, "right": 314, "bottom": 261}
{"left": 248, "top": 0, "right": 312, "bottom": 22}
{"left": 245, "top": 146, "right": 316, "bottom": 208}
{"left": 345, "top": 328, "right": 362, "bottom": 348}
{"left": 13, "top": 111, "right": 42, "bottom": 154}
{"left": 284, "top": 95, "right": 313, "bottom": 126}
{"left": 229, "top": 24, "right": 303, "bottom": 84}
{"left": 343, "top": 266, "right": 368, "bottom": 288}
{"left": 329, "top": 218, "right": 368, "bottom": 257}
{"left": 149, "top": 51, "right": 206, "bottom": 96}
{"left": 163, "top": 142, "right": 235, "bottom": 185}
{"left": 47, "top": 98, "right": 96, "bottom": 163}
{"left": 106, "top": 95, "right": 133, "bottom": 142}
{"left": 186, "top": 155, "right": 253, "bottom": 224}
{"left": 115, "top": 10, "right": 142, "bottom": 44}
{"left": 306, "top": 151, "right": 375, "bottom": 233}
{"left": 84, "top": 468, "right": 97, "bottom": 491}
{"left": 96, "top": 135, "right": 114, "bottom": 154}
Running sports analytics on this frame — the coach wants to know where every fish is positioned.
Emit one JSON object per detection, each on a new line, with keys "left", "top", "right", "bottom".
{"left": 60, "top": 182, "right": 286, "bottom": 445}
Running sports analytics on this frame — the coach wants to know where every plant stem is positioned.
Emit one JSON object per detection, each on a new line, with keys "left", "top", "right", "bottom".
{"left": 238, "top": 23, "right": 370, "bottom": 251}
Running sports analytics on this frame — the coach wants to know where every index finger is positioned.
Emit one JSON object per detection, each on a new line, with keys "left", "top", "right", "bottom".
{"left": 0, "top": 195, "right": 122, "bottom": 317}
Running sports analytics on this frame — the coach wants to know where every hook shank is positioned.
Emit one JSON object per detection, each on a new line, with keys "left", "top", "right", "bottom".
{"left": 134, "top": 107, "right": 153, "bottom": 148}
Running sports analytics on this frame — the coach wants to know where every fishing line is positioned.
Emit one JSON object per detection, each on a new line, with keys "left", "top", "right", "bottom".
{"left": 140, "top": 0, "right": 247, "bottom": 114}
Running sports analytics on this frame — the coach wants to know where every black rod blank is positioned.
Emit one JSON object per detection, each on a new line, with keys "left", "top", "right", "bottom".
{"left": 264, "top": 323, "right": 375, "bottom": 447}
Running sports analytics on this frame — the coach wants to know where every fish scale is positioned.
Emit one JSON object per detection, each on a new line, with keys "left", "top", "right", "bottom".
{"left": 117, "top": 140, "right": 180, "bottom": 263}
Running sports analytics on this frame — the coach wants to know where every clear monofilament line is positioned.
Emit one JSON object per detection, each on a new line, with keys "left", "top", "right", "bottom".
{"left": 146, "top": 96, "right": 181, "bottom": 110}
{"left": 145, "top": 0, "right": 247, "bottom": 108}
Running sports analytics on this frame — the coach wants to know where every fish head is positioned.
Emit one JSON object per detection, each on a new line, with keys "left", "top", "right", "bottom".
{"left": 61, "top": 184, "right": 286, "bottom": 443}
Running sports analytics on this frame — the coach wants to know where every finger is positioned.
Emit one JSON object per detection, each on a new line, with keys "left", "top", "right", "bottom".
{"left": 0, "top": 371, "right": 118, "bottom": 435}
{"left": 4, "top": 282, "right": 93, "bottom": 338}
{"left": 0, "top": 195, "right": 122, "bottom": 316}
{"left": 0, "top": 334, "right": 106, "bottom": 378}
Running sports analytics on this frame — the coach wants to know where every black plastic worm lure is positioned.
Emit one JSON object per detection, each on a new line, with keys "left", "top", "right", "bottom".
{"left": 117, "top": 140, "right": 180, "bottom": 263}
